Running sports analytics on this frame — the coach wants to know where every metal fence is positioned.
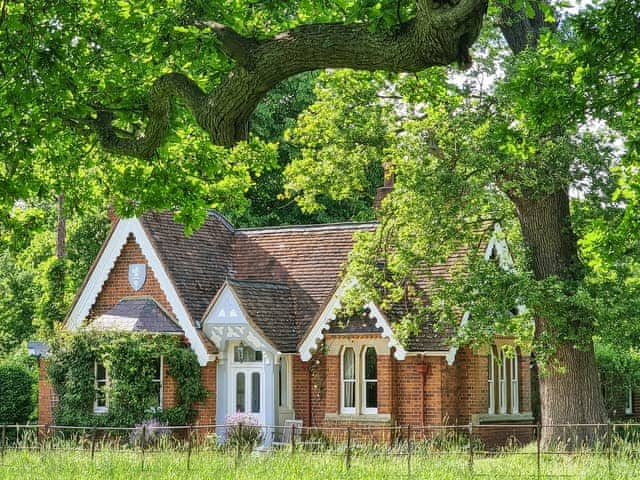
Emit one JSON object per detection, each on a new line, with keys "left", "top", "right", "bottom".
{"left": 1, "top": 422, "right": 640, "bottom": 478}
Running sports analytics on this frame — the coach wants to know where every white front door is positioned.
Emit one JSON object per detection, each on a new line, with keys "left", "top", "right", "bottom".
{"left": 232, "top": 368, "right": 262, "bottom": 419}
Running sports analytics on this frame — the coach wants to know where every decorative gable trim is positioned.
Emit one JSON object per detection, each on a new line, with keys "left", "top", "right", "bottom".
{"left": 446, "top": 223, "right": 515, "bottom": 366}
{"left": 65, "top": 218, "right": 209, "bottom": 366}
{"left": 201, "top": 282, "right": 278, "bottom": 354}
{"left": 299, "top": 280, "right": 407, "bottom": 362}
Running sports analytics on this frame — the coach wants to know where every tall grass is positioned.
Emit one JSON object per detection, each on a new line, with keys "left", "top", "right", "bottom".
{"left": 1, "top": 446, "right": 639, "bottom": 479}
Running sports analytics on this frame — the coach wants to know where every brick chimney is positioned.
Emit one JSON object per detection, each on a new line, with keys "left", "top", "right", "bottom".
{"left": 373, "top": 162, "right": 394, "bottom": 209}
{"left": 107, "top": 205, "right": 119, "bottom": 228}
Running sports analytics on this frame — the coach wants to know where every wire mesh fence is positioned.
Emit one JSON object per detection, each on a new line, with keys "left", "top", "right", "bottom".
{"left": 1, "top": 422, "right": 640, "bottom": 478}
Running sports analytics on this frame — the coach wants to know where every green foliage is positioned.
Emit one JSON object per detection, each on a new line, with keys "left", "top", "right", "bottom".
{"left": 0, "top": 360, "right": 36, "bottom": 424}
{"left": 595, "top": 344, "right": 640, "bottom": 416}
{"left": 0, "top": 251, "right": 36, "bottom": 355}
{"left": 47, "top": 331, "right": 206, "bottom": 427}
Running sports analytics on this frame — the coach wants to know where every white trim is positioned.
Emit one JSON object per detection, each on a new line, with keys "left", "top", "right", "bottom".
{"left": 626, "top": 387, "right": 633, "bottom": 415}
{"left": 488, "top": 349, "right": 495, "bottom": 415}
{"left": 66, "top": 218, "right": 209, "bottom": 366}
{"left": 154, "top": 356, "right": 164, "bottom": 411}
{"left": 341, "top": 346, "right": 356, "bottom": 414}
{"left": 510, "top": 350, "right": 519, "bottom": 414}
{"left": 362, "top": 346, "right": 378, "bottom": 415}
{"left": 499, "top": 349, "right": 507, "bottom": 414}
{"left": 94, "top": 361, "right": 109, "bottom": 414}
{"left": 299, "top": 279, "right": 406, "bottom": 362}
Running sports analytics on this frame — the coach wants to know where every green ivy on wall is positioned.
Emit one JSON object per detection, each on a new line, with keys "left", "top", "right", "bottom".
{"left": 46, "top": 331, "right": 206, "bottom": 427}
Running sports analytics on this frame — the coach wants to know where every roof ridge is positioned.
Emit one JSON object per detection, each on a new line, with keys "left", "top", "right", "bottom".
{"left": 236, "top": 221, "right": 378, "bottom": 234}
{"left": 228, "top": 278, "right": 290, "bottom": 289}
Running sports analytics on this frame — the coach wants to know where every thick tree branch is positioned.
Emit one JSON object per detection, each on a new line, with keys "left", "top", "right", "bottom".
{"left": 498, "top": 0, "right": 556, "bottom": 54}
{"left": 91, "top": 0, "right": 489, "bottom": 158}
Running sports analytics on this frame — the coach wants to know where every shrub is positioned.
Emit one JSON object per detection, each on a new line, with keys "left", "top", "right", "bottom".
{"left": 225, "top": 413, "right": 263, "bottom": 449}
{"left": 128, "top": 418, "right": 170, "bottom": 447}
{"left": 0, "top": 362, "right": 36, "bottom": 424}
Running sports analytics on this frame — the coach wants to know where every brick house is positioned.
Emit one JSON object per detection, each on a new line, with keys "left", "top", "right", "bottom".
{"left": 38, "top": 209, "right": 536, "bottom": 442}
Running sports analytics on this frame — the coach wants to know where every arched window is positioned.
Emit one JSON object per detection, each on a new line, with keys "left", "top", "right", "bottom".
{"left": 488, "top": 346, "right": 520, "bottom": 415}
{"left": 363, "top": 347, "right": 378, "bottom": 414}
{"left": 341, "top": 347, "right": 356, "bottom": 414}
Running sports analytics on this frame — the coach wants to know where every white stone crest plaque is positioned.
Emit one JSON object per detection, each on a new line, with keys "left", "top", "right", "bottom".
{"left": 128, "top": 264, "right": 146, "bottom": 291}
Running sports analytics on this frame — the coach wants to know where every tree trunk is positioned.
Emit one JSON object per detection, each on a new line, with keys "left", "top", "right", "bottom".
{"left": 511, "top": 189, "right": 607, "bottom": 448}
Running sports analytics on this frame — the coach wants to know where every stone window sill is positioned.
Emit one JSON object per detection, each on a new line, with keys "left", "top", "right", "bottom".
{"left": 324, "top": 413, "right": 392, "bottom": 424}
{"left": 475, "top": 412, "right": 534, "bottom": 424}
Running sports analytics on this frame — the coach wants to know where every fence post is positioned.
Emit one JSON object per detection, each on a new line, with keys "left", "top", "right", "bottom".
{"left": 607, "top": 421, "right": 612, "bottom": 480}
{"left": 407, "top": 424, "right": 412, "bottom": 478}
{"left": 140, "top": 424, "right": 146, "bottom": 471}
{"left": 346, "top": 427, "right": 352, "bottom": 470}
{"left": 187, "top": 425, "right": 193, "bottom": 471}
{"left": 468, "top": 422, "right": 474, "bottom": 476}
{"left": 91, "top": 427, "right": 97, "bottom": 461}
{"left": 536, "top": 422, "right": 541, "bottom": 480}
{"left": 291, "top": 423, "right": 296, "bottom": 454}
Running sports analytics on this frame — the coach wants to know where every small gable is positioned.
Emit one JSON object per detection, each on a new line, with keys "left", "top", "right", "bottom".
{"left": 89, "top": 235, "right": 174, "bottom": 320}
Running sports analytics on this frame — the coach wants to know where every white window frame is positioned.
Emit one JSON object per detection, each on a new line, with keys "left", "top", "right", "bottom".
{"left": 362, "top": 346, "right": 378, "bottom": 415}
{"left": 94, "top": 361, "right": 109, "bottom": 414}
{"left": 488, "top": 349, "right": 495, "bottom": 415}
{"left": 340, "top": 347, "right": 357, "bottom": 414}
{"left": 278, "top": 356, "right": 292, "bottom": 409}
{"left": 626, "top": 387, "right": 633, "bottom": 415}
{"left": 510, "top": 350, "right": 519, "bottom": 414}
{"left": 152, "top": 356, "right": 164, "bottom": 411}
{"left": 498, "top": 350, "right": 507, "bottom": 414}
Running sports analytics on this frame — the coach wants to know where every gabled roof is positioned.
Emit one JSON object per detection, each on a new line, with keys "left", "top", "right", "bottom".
{"left": 141, "top": 211, "right": 234, "bottom": 325}
{"left": 67, "top": 209, "right": 510, "bottom": 361}
{"left": 226, "top": 279, "right": 297, "bottom": 353}
{"left": 88, "top": 297, "right": 183, "bottom": 333}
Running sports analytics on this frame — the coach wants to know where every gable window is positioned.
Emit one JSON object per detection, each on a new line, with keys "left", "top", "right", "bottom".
{"left": 626, "top": 387, "right": 633, "bottom": 415}
{"left": 488, "top": 346, "right": 519, "bottom": 415}
{"left": 152, "top": 356, "right": 163, "bottom": 411}
{"left": 94, "top": 361, "right": 108, "bottom": 413}
{"left": 341, "top": 346, "right": 378, "bottom": 415}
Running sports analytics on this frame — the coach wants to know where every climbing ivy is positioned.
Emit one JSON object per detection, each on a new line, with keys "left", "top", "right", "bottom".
{"left": 47, "top": 331, "right": 206, "bottom": 427}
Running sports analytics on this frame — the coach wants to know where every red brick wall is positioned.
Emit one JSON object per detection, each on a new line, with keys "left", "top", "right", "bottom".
{"left": 38, "top": 360, "right": 55, "bottom": 426}
{"left": 292, "top": 355, "right": 312, "bottom": 426}
{"left": 394, "top": 356, "right": 443, "bottom": 426}
{"left": 194, "top": 362, "right": 217, "bottom": 425}
{"left": 89, "top": 234, "right": 174, "bottom": 319}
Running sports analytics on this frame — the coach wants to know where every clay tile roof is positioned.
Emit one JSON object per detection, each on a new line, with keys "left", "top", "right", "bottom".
{"left": 227, "top": 279, "right": 297, "bottom": 352}
{"left": 89, "top": 297, "right": 183, "bottom": 333}
{"left": 232, "top": 223, "right": 376, "bottom": 336}
{"left": 140, "top": 211, "right": 234, "bottom": 323}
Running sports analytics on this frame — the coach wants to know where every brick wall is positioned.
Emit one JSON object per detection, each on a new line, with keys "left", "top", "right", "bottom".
{"left": 89, "top": 234, "right": 174, "bottom": 318}
{"left": 38, "top": 359, "right": 55, "bottom": 426}
{"left": 194, "top": 362, "right": 217, "bottom": 425}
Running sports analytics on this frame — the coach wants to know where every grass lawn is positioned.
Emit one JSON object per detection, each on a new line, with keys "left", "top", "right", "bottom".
{"left": 1, "top": 446, "right": 639, "bottom": 479}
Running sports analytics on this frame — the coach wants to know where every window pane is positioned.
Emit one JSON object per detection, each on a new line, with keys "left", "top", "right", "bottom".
{"left": 251, "top": 372, "right": 261, "bottom": 413}
{"left": 236, "top": 372, "right": 245, "bottom": 412}
{"left": 365, "top": 382, "right": 377, "bottom": 409}
{"left": 234, "top": 346, "right": 262, "bottom": 362}
{"left": 344, "top": 381, "right": 355, "bottom": 408}
{"left": 153, "top": 357, "right": 162, "bottom": 380}
{"left": 365, "top": 347, "right": 377, "bottom": 380}
{"left": 96, "top": 363, "right": 106, "bottom": 381}
{"left": 343, "top": 348, "right": 355, "bottom": 380}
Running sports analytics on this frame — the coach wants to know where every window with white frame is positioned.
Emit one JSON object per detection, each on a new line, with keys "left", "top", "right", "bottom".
{"left": 363, "top": 347, "right": 378, "bottom": 414}
{"left": 152, "top": 356, "right": 163, "bottom": 411}
{"left": 488, "top": 346, "right": 519, "bottom": 415}
{"left": 278, "top": 356, "right": 290, "bottom": 409}
{"left": 340, "top": 346, "right": 378, "bottom": 415}
{"left": 94, "top": 361, "right": 108, "bottom": 413}
{"left": 625, "top": 387, "right": 633, "bottom": 415}
{"left": 341, "top": 347, "right": 356, "bottom": 413}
